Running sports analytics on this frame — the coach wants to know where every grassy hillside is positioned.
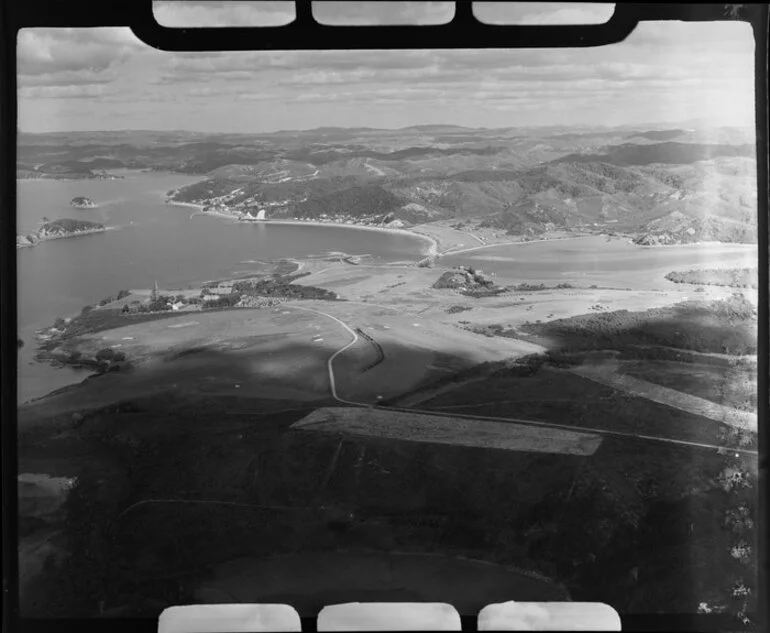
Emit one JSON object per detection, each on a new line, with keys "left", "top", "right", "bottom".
{"left": 521, "top": 294, "right": 757, "bottom": 356}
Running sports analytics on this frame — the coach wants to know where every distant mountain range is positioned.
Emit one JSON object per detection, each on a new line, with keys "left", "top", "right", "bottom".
{"left": 17, "top": 126, "right": 758, "bottom": 244}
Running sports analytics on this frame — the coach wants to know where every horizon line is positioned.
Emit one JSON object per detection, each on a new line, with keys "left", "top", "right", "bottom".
{"left": 17, "top": 121, "right": 751, "bottom": 136}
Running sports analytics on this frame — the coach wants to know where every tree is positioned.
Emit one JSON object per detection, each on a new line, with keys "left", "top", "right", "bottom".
{"left": 81, "top": 305, "right": 92, "bottom": 315}
{"left": 95, "top": 348, "right": 115, "bottom": 361}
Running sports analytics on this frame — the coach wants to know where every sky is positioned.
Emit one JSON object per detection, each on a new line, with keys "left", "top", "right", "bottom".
{"left": 17, "top": 1, "right": 756, "bottom": 133}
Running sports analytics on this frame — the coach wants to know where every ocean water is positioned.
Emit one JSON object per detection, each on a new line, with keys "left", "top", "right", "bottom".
{"left": 16, "top": 170, "right": 428, "bottom": 403}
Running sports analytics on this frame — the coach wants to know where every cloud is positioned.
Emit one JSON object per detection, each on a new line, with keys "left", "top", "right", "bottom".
{"left": 15, "top": 20, "right": 756, "bottom": 132}
{"left": 234, "top": 91, "right": 284, "bottom": 102}
{"left": 153, "top": 1, "right": 295, "bottom": 27}
{"left": 17, "top": 28, "right": 143, "bottom": 77}
{"left": 152, "top": 49, "right": 439, "bottom": 85}
{"left": 18, "top": 68, "right": 119, "bottom": 87}
{"left": 18, "top": 84, "right": 118, "bottom": 99}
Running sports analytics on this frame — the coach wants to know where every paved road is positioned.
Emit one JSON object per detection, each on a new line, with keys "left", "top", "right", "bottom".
{"left": 286, "top": 305, "right": 758, "bottom": 456}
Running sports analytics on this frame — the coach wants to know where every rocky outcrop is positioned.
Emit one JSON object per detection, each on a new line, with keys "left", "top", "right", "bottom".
{"left": 432, "top": 266, "right": 506, "bottom": 297}
{"left": 70, "top": 196, "right": 96, "bottom": 209}
{"left": 433, "top": 266, "right": 494, "bottom": 289}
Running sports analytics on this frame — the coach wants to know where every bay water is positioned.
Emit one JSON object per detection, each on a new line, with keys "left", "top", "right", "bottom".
{"left": 16, "top": 170, "right": 428, "bottom": 403}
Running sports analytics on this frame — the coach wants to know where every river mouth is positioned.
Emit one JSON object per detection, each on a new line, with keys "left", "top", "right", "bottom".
{"left": 193, "top": 549, "right": 567, "bottom": 616}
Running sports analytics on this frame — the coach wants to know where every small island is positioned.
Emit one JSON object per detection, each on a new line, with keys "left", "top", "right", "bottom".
{"left": 17, "top": 218, "right": 107, "bottom": 249}
{"left": 70, "top": 196, "right": 96, "bottom": 209}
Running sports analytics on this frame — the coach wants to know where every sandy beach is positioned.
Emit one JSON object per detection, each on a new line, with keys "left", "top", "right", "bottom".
{"left": 166, "top": 196, "right": 440, "bottom": 257}
{"left": 166, "top": 200, "right": 205, "bottom": 210}
{"left": 253, "top": 219, "right": 438, "bottom": 257}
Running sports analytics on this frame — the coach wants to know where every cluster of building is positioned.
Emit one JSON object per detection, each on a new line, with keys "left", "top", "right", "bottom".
{"left": 310, "top": 213, "right": 406, "bottom": 229}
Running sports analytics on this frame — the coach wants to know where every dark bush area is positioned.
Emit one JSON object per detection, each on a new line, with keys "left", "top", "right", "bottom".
{"left": 666, "top": 268, "right": 758, "bottom": 289}
{"left": 170, "top": 178, "right": 240, "bottom": 202}
{"left": 515, "top": 283, "right": 546, "bottom": 291}
{"left": 462, "top": 286, "right": 508, "bottom": 298}
{"left": 42, "top": 218, "right": 105, "bottom": 233}
{"left": 232, "top": 277, "right": 339, "bottom": 301}
{"left": 44, "top": 310, "right": 184, "bottom": 343}
{"left": 522, "top": 295, "right": 757, "bottom": 355}
{"left": 446, "top": 305, "right": 472, "bottom": 314}
{"left": 202, "top": 293, "right": 242, "bottom": 309}
{"left": 294, "top": 185, "right": 404, "bottom": 219}
{"left": 95, "top": 348, "right": 116, "bottom": 361}
{"left": 514, "top": 282, "right": 574, "bottom": 292}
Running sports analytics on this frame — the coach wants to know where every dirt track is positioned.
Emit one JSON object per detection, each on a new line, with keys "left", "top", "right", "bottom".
{"left": 293, "top": 407, "right": 604, "bottom": 456}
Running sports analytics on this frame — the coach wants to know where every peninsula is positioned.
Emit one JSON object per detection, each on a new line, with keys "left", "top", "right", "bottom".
{"left": 17, "top": 218, "right": 107, "bottom": 249}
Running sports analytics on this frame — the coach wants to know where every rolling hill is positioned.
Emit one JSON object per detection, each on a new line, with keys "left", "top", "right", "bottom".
{"left": 553, "top": 142, "right": 755, "bottom": 167}
{"left": 19, "top": 127, "right": 758, "bottom": 243}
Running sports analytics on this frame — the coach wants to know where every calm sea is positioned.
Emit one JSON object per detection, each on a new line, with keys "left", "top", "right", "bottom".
{"left": 442, "top": 236, "right": 757, "bottom": 290}
{"left": 16, "top": 170, "right": 428, "bottom": 403}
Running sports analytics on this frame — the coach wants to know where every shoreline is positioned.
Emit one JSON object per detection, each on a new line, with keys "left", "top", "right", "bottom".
{"left": 635, "top": 240, "right": 758, "bottom": 250}
{"left": 166, "top": 200, "right": 205, "bottom": 210}
{"left": 167, "top": 198, "right": 439, "bottom": 257}
{"left": 443, "top": 234, "right": 591, "bottom": 256}
{"left": 252, "top": 219, "right": 439, "bottom": 257}
{"left": 16, "top": 227, "right": 110, "bottom": 250}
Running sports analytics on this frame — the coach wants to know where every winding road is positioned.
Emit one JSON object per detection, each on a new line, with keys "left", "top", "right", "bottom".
{"left": 288, "top": 304, "right": 369, "bottom": 407}
{"left": 285, "top": 304, "right": 758, "bottom": 457}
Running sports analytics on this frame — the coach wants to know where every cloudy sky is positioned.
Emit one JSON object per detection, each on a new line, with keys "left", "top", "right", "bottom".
{"left": 17, "top": 1, "right": 756, "bottom": 133}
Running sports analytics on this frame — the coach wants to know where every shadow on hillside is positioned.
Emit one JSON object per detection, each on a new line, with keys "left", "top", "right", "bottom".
{"left": 16, "top": 339, "right": 757, "bottom": 623}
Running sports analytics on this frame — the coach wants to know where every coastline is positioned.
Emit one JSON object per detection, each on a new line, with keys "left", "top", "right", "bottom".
{"left": 253, "top": 219, "right": 439, "bottom": 257}
{"left": 168, "top": 198, "right": 439, "bottom": 257}
{"left": 16, "top": 227, "right": 110, "bottom": 250}
{"left": 635, "top": 240, "right": 758, "bottom": 250}
{"left": 166, "top": 200, "right": 205, "bottom": 210}
{"left": 443, "top": 234, "right": 590, "bottom": 256}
